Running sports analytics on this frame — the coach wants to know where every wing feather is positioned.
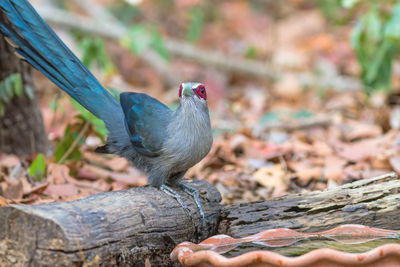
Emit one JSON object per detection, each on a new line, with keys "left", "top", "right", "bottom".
{"left": 120, "top": 92, "right": 172, "bottom": 157}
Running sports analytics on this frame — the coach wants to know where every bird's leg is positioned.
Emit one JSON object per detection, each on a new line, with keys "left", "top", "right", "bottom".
{"left": 167, "top": 171, "right": 207, "bottom": 223}
{"left": 178, "top": 182, "right": 206, "bottom": 222}
{"left": 160, "top": 184, "right": 192, "bottom": 219}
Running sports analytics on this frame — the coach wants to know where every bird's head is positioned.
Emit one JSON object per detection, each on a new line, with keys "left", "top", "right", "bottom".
{"left": 179, "top": 82, "right": 207, "bottom": 102}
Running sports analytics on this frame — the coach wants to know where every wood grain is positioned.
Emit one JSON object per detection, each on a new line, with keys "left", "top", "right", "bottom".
{"left": 0, "top": 179, "right": 221, "bottom": 266}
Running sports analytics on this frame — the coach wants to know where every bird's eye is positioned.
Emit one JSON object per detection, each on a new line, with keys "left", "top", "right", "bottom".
{"left": 195, "top": 85, "right": 207, "bottom": 100}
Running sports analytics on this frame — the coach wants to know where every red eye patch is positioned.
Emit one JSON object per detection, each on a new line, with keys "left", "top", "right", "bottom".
{"left": 179, "top": 84, "right": 183, "bottom": 98}
{"left": 195, "top": 85, "right": 207, "bottom": 100}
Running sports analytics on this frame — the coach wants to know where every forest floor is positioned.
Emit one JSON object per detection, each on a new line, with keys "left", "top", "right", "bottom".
{"left": 1, "top": 0, "right": 400, "bottom": 206}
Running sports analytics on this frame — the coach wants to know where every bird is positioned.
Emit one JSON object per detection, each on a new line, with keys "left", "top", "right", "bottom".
{"left": 0, "top": 0, "right": 213, "bottom": 220}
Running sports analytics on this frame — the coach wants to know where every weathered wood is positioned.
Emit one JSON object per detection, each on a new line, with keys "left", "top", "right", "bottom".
{"left": 3, "top": 172, "right": 400, "bottom": 266}
{"left": 219, "top": 173, "right": 400, "bottom": 237}
{"left": 0, "top": 179, "right": 221, "bottom": 267}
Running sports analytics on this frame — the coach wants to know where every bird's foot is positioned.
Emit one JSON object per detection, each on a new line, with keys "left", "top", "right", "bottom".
{"left": 179, "top": 182, "right": 207, "bottom": 224}
{"left": 160, "top": 184, "right": 192, "bottom": 219}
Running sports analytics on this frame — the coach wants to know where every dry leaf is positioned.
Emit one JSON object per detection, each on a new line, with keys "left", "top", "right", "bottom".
{"left": 389, "top": 155, "right": 400, "bottom": 173}
{"left": 370, "top": 157, "right": 390, "bottom": 169}
{"left": 335, "top": 140, "right": 377, "bottom": 162}
{"left": 44, "top": 183, "right": 80, "bottom": 198}
{"left": 47, "top": 163, "right": 73, "bottom": 184}
{"left": 76, "top": 167, "right": 100, "bottom": 181}
{"left": 106, "top": 157, "right": 130, "bottom": 172}
{"left": 341, "top": 121, "right": 382, "bottom": 141}
{"left": 273, "top": 74, "right": 302, "bottom": 101}
{"left": 24, "top": 181, "right": 49, "bottom": 196}
{"left": 0, "top": 195, "right": 10, "bottom": 206}
{"left": 312, "top": 140, "right": 333, "bottom": 157}
{"left": 0, "top": 154, "right": 20, "bottom": 168}
{"left": 80, "top": 164, "right": 111, "bottom": 180}
{"left": 253, "top": 165, "right": 287, "bottom": 195}
{"left": 145, "top": 257, "right": 151, "bottom": 267}
{"left": 83, "top": 151, "right": 129, "bottom": 172}
{"left": 3, "top": 178, "right": 23, "bottom": 199}
{"left": 296, "top": 167, "right": 322, "bottom": 183}
{"left": 390, "top": 106, "right": 400, "bottom": 130}
{"left": 273, "top": 47, "right": 309, "bottom": 70}
{"left": 323, "top": 156, "right": 346, "bottom": 183}
{"left": 110, "top": 167, "right": 147, "bottom": 186}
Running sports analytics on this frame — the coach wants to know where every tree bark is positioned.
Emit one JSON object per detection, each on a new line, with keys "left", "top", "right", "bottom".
{"left": 0, "top": 32, "right": 47, "bottom": 157}
{"left": 1, "top": 174, "right": 399, "bottom": 266}
{"left": 219, "top": 173, "right": 400, "bottom": 238}
{"left": 0, "top": 179, "right": 221, "bottom": 267}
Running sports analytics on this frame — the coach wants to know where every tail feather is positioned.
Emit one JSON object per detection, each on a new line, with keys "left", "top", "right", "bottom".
{"left": 3, "top": 0, "right": 89, "bottom": 86}
{"left": 0, "top": 23, "right": 74, "bottom": 92}
{"left": 0, "top": 0, "right": 130, "bottom": 147}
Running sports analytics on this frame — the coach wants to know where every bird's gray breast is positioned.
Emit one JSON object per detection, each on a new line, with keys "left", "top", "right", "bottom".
{"left": 161, "top": 99, "right": 212, "bottom": 171}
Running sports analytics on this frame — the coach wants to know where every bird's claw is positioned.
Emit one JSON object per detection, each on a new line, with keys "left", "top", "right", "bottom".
{"left": 160, "top": 184, "right": 192, "bottom": 219}
{"left": 179, "top": 182, "right": 208, "bottom": 225}
{"left": 161, "top": 182, "right": 208, "bottom": 227}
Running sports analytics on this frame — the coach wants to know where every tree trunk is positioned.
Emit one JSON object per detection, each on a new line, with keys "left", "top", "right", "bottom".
{"left": 0, "top": 34, "right": 47, "bottom": 157}
{"left": 0, "top": 179, "right": 222, "bottom": 267}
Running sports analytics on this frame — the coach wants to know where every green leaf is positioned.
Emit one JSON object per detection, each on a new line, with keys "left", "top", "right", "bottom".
{"left": 79, "top": 37, "right": 115, "bottom": 75}
{"left": 384, "top": 3, "right": 400, "bottom": 41}
{"left": 54, "top": 126, "right": 82, "bottom": 163}
{"left": 108, "top": 1, "right": 141, "bottom": 25}
{"left": 121, "top": 25, "right": 170, "bottom": 61}
{"left": 292, "top": 110, "right": 314, "bottom": 119}
{"left": 151, "top": 29, "right": 170, "bottom": 61}
{"left": 121, "top": 25, "right": 152, "bottom": 54}
{"left": 13, "top": 73, "right": 23, "bottom": 97}
{"left": 0, "top": 73, "right": 24, "bottom": 103}
{"left": 4, "top": 75, "right": 14, "bottom": 101}
{"left": 341, "top": 0, "right": 360, "bottom": 9}
{"left": 80, "top": 37, "right": 96, "bottom": 68}
{"left": 0, "top": 81, "right": 8, "bottom": 102}
{"left": 245, "top": 46, "right": 258, "bottom": 59}
{"left": 0, "top": 102, "right": 5, "bottom": 117}
{"left": 365, "top": 7, "right": 382, "bottom": 42}
{"left": 28, "top": 153, "right": 46, "bottom": 182}
{"left": 69, "top": 98, "right": 107, "bottom": 139}
{"left": 318, "top": 0, "right": 342, "bottom": 22}
{"left": 186, "top": 8, "right": 204, "bottom": 43}
{"left": 49, "top": 99, "right": 57, "bottom": 111}
{"left": 351, "top": 18, "right": 363, "bottom": 50}
{"left": 365, "top": 40, "right": 393, "bottom": 86}
{"left": 25, "top": 85, "right": 34, "bottom": 99}
{"left": 259, "top": 111, "right": 279, "bottom": 125}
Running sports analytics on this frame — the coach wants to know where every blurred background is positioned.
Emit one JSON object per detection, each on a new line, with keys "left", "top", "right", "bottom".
{"left": 1, "top": 0, "right": 400, "bottom": 205}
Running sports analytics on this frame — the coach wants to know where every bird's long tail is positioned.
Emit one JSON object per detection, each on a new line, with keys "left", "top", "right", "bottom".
{"left": 0, "top": 0, "right": 129, "bottom": 147}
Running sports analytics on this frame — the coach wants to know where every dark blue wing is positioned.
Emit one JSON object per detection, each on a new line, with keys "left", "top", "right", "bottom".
{"left": 120, "top": 92, "right": 172, "bottom": 157}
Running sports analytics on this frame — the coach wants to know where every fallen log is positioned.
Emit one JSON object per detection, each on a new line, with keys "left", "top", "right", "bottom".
{"left": 0, "top": 179, "right": 221, "bottom": 267}
{"left": 2, "top": 172, "right": 400, "bottom": 266}
{"left": 219, "top": 173, "right": 400, "bottom": 238}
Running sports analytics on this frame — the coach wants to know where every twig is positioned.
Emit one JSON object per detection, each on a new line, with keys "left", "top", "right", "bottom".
{"left": 35, "top": 5, "right": 362, "bottom": 90}
{"left": 343, "top": 172, "right": 398, "bottom": 188}
{"left": 57, "top": 120, "right": 90, "bottom": 164}
{"left": 73, "top": 0, "right": 120, "bottom": 25}
{"left": 253, "top": 115, "right": 333, "bottom": 139}
{"left": 36, "top": 6, "right": 277, "bottom": 78}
